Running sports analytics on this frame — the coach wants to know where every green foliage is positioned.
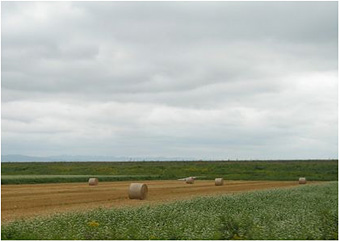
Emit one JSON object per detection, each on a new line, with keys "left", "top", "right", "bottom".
{"left": 2, "top": 182, "right": 338, "bottom": 240}
{"left": 1, "top": 175, "right": 161, "bottom": 184}
{"left": 1, "top": 160, "right": 337, "bottom": 184}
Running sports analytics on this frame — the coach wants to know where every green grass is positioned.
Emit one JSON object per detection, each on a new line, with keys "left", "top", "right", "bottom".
{"left": 1, "top": 160, "right": 338, "bottom": 184}
{"left": 1, "top": 182, "right": 337, "bottom": 240}
{"left": 1, "top": 175, "right": 161, "bottom": 185}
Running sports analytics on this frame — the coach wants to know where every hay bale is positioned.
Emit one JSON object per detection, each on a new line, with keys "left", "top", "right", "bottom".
{"left": 88, "top": 178, "right": 99, "bottom": 186}
{"left": 299, "top": 177, "right": 307, "bottom": 184}
{"left": 128, "top": 183, "right": 148, "bottom": 200}
{"left": 215, "top": 178, "right": 224, "bottom": 186}
{"left": 185, "top": 177, "right": 194, "bottom": 184}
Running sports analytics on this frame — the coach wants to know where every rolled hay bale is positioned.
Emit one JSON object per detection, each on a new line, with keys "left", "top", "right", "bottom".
{"left": 215, "top": 178, "right": 224, "bottom": 186}
{"left": 128, "top": 183, "right": 148, "bottom": 200}
{"left": 185, "top": 177, "right": 194, "bottom": 184}
{"left": 88, "top": 178, "right": 99, "bottom": 186}
{"left": 299, "top": 177, "right": 307, "bottom": 184}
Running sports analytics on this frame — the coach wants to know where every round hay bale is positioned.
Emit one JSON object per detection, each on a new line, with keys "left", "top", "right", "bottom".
{"left": 88, "top": 178, "right": 99, "bottom": 186}
{"left": 185, "top": 177, "right": 194, "bottom": 184}
{"left": 128, "top": 183, "right": 148, "bottom": 200}
{"left": 215, "top": 178, "right": 224, "bottom": 186}
{"left": 299, "top": 177, "right": 307, "bottom": 184}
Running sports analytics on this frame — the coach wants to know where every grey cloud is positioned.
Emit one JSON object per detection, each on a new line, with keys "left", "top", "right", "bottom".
{"left": 1, "top": 1, "right": 337, "bottom": 159}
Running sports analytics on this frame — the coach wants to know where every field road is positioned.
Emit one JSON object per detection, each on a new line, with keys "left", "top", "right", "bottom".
{"left": 2, "top": 180, "right": 322, "bottom": 223}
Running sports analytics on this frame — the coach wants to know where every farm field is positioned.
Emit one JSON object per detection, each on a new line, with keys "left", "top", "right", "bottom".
{"left": 2, "top": 160, "right": 337, "bottom": 239}
{"left": 1, "top": 174, "right": 160, "bottom": 184}
{"left": 1, "top": 160, "right": 338, "bottom": 184}
{"left": 0, "top": 180, "right": 315, "bottom": 223}
{"left": 2, "top": 182, "right": 337, "bottom": 240}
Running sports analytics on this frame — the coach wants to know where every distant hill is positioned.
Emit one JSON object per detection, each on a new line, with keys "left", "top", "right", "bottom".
{"left": 2, "top": 154, "right": 50, "bottom": 162}
{"left": 1, "top": 154, "right": 195, "bottom": 162}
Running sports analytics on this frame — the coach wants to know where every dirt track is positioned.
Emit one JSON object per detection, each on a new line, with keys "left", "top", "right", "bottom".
{"left": 1, "top": 180, "right": 320, "bottom": 223}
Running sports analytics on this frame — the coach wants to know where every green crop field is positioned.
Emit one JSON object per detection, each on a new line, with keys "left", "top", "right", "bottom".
{"left": 1, "top": 160, "right": 338, "bottom": 184}
{"left": 2, "top": 182, "right": 337, "bottom": 240}
{"left": 1, "top": 175, "right": 161, "bottom": 185}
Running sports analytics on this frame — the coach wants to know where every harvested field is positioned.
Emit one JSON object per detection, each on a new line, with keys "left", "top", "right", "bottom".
{"left": 1, "top": 180, "right": 322, "bottom": 223}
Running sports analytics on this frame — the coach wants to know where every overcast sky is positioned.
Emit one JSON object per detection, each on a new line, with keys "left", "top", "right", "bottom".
{"left": 1, "top": 1, "right": 338, "bottom": 160}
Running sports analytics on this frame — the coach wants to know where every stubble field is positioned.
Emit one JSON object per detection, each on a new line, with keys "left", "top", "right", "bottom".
{"left": 1, "top": 180, "right": 310, "bottom": 223}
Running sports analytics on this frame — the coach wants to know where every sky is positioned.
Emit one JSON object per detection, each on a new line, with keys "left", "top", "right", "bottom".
{"left": 1, "top": 1, "right": 338, "bottom": 160}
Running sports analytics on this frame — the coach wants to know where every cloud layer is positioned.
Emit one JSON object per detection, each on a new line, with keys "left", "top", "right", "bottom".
{"left": 2, "top": 2, "right": 338, "bottom": 159}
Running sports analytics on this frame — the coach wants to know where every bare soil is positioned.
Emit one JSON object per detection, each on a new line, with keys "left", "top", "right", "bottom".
{"left": 1, "top": 180, "right": 320, "bottom": 223}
